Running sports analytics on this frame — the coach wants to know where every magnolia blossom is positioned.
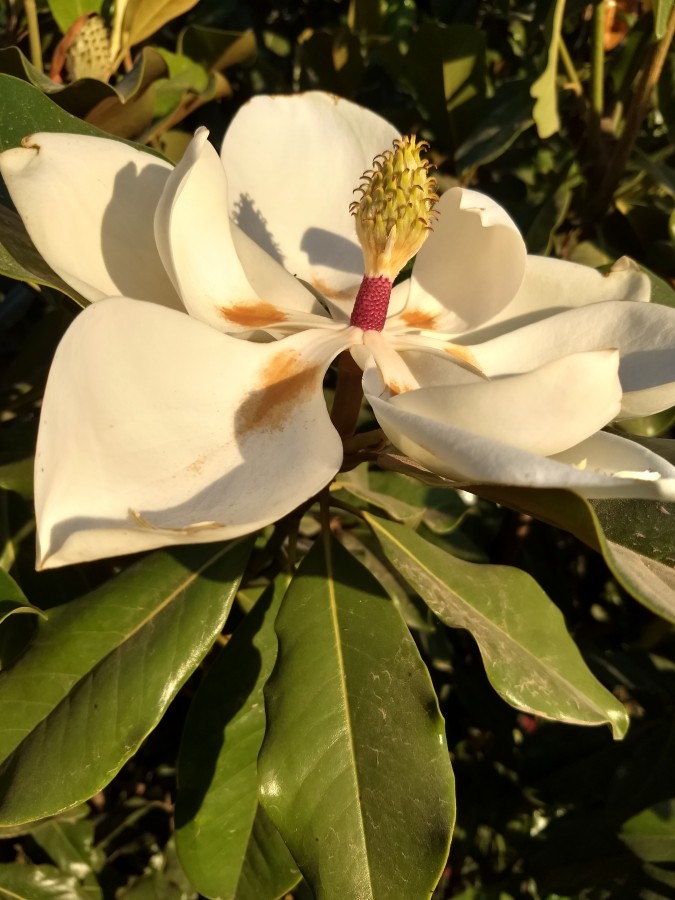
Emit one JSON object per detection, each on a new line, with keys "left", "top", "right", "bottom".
{"left": 2, "top": 93, "right": 675, "bottom": 569}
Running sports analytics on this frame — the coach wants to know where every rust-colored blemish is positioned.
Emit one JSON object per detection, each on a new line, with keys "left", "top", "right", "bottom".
{"left": 444, "top": 343, "right": 482, "bottom": 371}
{"left": 401, "top": 308, "right": 439, "bottom": 330}
{"left": 185, "top": 454, "right": 207, "bottom": 475}
{"left": 311, "top": 278, "right": 357, "bottom": 301}
{"left": 218, "top": 301, "right": 288, "bottom": 328}
{"left": 236, "top": 350, "right": 321, "bottom": 437}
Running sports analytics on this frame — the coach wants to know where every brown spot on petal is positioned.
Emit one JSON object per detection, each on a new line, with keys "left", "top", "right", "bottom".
{"left": 185, "top": 454, "right": 208, "bottom": 475}
{"left": 311, "top": 278, "right": 358, "bottom": 301}
{"left": 218, "top": 301, "right": 288, "bottom": 328}
{"left": 444, "top": 343, "right": 485, "bottom": 377}
{"left": 400, "top": 308, "right": 439, "bottom": 330}
{"left": 236, "top": 349, "right": 321, "bottom": 437}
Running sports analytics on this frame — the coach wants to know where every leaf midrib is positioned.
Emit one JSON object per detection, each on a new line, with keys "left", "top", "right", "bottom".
{"left": 323, "top": 532, "right": 375, "bottom": 898}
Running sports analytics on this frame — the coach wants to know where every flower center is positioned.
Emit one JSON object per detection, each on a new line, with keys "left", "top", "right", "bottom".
{"left": 349, "top": 135, "right": 438, "bottom": 332}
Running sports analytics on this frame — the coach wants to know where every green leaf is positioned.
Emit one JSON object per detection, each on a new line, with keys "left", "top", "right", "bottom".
{"left": 334, "top": 465, "right": 466, "bottom": 535}
{"left": 0, "top": 454, "right": 34, "bottom": 498}
{"left": 177, "top": 26, "right": 256, "bottom": 72}
{"left": 378, "top": 23, "right": 486, "bottom": 150}
{"left": 175, "top": 577, "right": 299, "bottom": 900}
{"left": 120, "top": 0, "right": 201, "bottom": 52}
{"left": 620, "top": 800, "right": 675, "bottom": 862}
{"left": 0, "top": 539, "right": 253, "bottom": 825}
{"left": 476, "top": 485, "right": 675, "bottom": 623}
{"left": 640, "top": 262, "right": 675, "bottom": 309}
{"left": 298, "top": 27, "right": 364, "bottom": 97}
{"left": 84, "top": 47, "right": 169, "bottom": 140}
{"left": 332, "top": 469, "right": 425, "bottom": 528}
{"left": 32, "top": 818, "right": 103, "bottom": 897}
{"left": 455, "top": 80, "right": 533, "bottom": 171}
{"left": 0, "top": 72, "right": 163, "bottom": 153}
{"left": 46, "top": 0, "right": 102, "bottom": 34}
{"left": 0, "top": 863, "right": 90, "bottom": 899}
{"left": 632, "top": 146, "right": 675, "bottom": 198}
{"left": 365, "top": 513, "right": 629, "bottom": 738}
{"left": 530, "top": 0, "right": 566, "bottom": 138}
{"left": 0, "top": 46, "right": 171, "bottom": 143}
{"left": 616, "top": 407, "right": 675, "bottom": 438}
{"left": 259, "top": 535, "right": 454, "bottom": 899}
{"left": 0, "top": 570, "right": 45, "bottom": 627}
{"left": 152, "top": 49, "right": 210, "bottom": 119}
{"left": 653, "top": 0, "right": 674, "bottom": 39}
{"left": 121, "top": 838, "right": 196, "bottom": 900}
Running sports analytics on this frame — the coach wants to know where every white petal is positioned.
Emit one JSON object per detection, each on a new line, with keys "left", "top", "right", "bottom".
{"left": 0, "top": 133, "right": 182, "bottom": 308}
{"left": 551, "top": 431, "right": 675, "bottom": 482}
{"left": 471, "top": 299, "right": 675, "bottom": 417}
{"left": 155, "top": 128, "right": 324, "bottom": 334}
{"left": 221, "top": 92, "right": 399, "bottom": 299}
{"left": 36, "top": 299, "right": 359, "bottom": 568}
{"left": 384, "top": 350, "right": 621, "bottom": 456}
{"left": 463, "top": 255, "right": 651, "bottom": 342}
{"left": 393, "top": 188, "right": 526, "bottom": 333}
{"left": 363, "top": 365, "right": 675, "bottom": 500}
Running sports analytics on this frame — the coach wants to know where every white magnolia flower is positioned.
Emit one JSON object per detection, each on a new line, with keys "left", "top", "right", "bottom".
{"left": 2, "top": 92, "right": 675, "bottom": 569}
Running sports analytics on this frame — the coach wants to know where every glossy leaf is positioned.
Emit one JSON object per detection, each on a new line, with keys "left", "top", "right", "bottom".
{"left": 620, "top": 800, "right": 675, "bottom": 862}
{"left": 259, "top": 535, "right": 454, "bottom": 899}
{"left": 378, "top": 454, "right": 675, "bottom": 624}
{"left": 617, "top": 407, "right": 675, "bottom": 438}
{"left": 0, "top": 49, "right": 165, "bottom": 132}
{"left": 176, "top": 578, "right": 299, "bottom": 900}
{"left": 0, "top": 570, "right": 45, "bottom": 627}
{"left": 152, "top": 49, "right": 210, "bottom": 119}
{"left": 298, "top": 28, "right": 364, "bottom": 97}
{"left": 476, "top": 484, "right": 675, "bottom": 623}
{"left": 0, "top": 863, "right": 90, "bottom": 899}
{"left": 654, "top": 0, "right": 674, "bottom": 38}
{"left": 530, "top": 0, "right": 566, "bottom": 138}
{"left": 334, "top": 465, "right": 466, "bottom": 534}
{"left": 84, "top": 47, "right": 168, "bottom": 140}
{"left": 332, "top": 469, "right": 425, "bottom": 528}
{"left": 120, "top": 0, "right": 201, "bottom": 53}
{"left": 0, "top": 72, "right": 164, "bottom": 152}
{"left": 0, "top": 539, "right": 252, "bottom": 825}
{"left": 32, "top": 818, "right": 103, "bottom": 897}
{"left": 46, "top": 0, "right": 102, "bottom": 34}
{"left": 378, "top": 23, "right": 486, "bottom": 151}
{"left": 365, "top": 513, "right": 628, "bottom": 737}
{"left": 455, "top": 80, "right": 533, "bottom": 171}
{"left": 177, "top": 26, "right": 256, "bottom": 72}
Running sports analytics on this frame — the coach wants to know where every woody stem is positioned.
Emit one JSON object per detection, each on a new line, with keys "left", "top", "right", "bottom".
{"left": 330, "top": 351, "right": 365, "bottom": 442}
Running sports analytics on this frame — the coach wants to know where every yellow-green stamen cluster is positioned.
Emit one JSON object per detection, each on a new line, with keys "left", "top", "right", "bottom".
{"left": 350, "top": 135, "right": 438, "bottom": 280}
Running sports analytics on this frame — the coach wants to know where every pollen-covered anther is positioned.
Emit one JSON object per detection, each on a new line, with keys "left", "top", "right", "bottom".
{"left": 350, "top": 135, "right": 438, "bottom": 282}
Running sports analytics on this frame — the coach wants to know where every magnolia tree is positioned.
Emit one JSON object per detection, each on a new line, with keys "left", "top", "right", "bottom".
{"left": 2, "top": 86, "right": 675, "bottom": 899}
